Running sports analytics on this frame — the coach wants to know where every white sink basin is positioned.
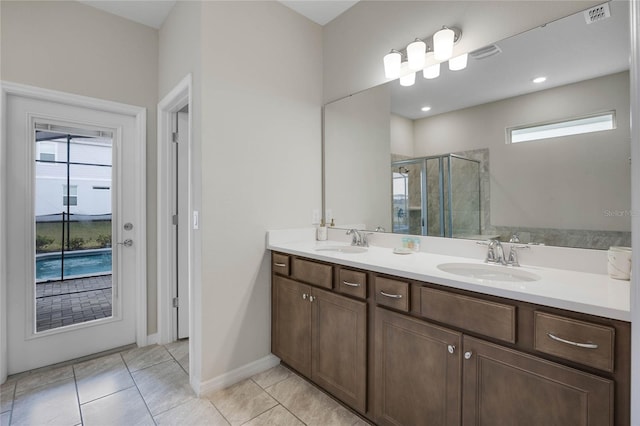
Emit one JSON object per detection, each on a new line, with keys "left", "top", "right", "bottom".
{"left": 315, "top": 245, "right": 368, "bottom": 254}
{"left": 437, "top": 262, "right": 540, "bottom": 282}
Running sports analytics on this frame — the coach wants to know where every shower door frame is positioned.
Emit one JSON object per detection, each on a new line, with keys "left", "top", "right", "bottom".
{"left": 392, "top": 154, "right": 481, "bottom": 238}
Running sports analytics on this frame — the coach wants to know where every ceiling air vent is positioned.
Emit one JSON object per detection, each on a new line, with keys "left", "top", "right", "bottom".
{"left": 584, "top": 3, "right": 611, "bottom": 24}
{"left": 469, "top": 44, "right": 502, "bottom": 60}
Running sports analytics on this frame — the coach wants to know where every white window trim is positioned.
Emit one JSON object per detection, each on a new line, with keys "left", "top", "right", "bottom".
{"left": 506, "top": 111, "right": 616, "bottom": 144}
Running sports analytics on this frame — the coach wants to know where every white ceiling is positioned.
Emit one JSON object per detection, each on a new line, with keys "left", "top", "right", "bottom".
{"left": 279, "top": 0, "right": 359, "bottom": 25}
{"left": 78, "top": 0, "right": 176, "bottom": 29}
{"left": 78, "top": 0, "right": 358, "bottom": 29}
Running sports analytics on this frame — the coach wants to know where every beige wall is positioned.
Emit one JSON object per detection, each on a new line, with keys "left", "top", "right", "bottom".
{"left": 198, "top": 1, "right": 322, "bottom": 381}
{"left": 1, "top": 0, "right": 160, "bottom": 333}
{"left": 325, "top": 84, "right": 392, "bottom": 229}
{"left": 391, "top": 114, "right": 415, "bottom": 157}
{"left": 322, "top": 1, "right": 601, "bottom": 103}
{"left": 413, "top": 72, "right": 631, "bottom": 232}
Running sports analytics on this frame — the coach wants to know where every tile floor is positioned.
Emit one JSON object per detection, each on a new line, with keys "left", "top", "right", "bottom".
{"left": 0, "top": 341, "right": 369, "bottom": 426}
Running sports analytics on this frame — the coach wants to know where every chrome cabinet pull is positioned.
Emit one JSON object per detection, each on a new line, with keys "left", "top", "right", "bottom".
{"left": 447, "top": 345, "right": 456, "bottom": 354}
{"left": 309, "top": 296, "right": 315, "bottom": 302}
{"left": 547, "top": 333, "right": 599, "bottom": 349}
{"left": 274, "top": 262, "right": 286, "bottom": 267}
{"left": 302, "top": 293, "right": 308, "bottom": 300}
{"left": 343, "top": 281, "right": 361, "bottom": 287}
{"left": 464, "top": 351, "right": 473, "bottom": 360}
{"left": 380, "top": 291, "right": 403, "bottom": 299}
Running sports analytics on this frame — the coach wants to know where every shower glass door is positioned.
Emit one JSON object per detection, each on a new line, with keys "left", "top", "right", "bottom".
{"left": 35, "top": 128, "right": 113, "bottom": 332}
{"left": 392, "top": 160, "right": 425, "bottom": 234}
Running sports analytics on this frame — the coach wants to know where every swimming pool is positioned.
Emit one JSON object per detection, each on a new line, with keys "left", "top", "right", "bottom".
{"left": 36, "top": 249, "right": 112, "bottom": 282}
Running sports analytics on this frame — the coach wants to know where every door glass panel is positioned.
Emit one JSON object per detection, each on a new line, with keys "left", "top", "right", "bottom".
{"left": 35, "top": 130, "right": 113, "bottom": 332}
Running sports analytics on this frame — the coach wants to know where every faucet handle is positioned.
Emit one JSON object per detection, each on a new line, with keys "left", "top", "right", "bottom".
{"left": 362, "top": 232, "right": 374, "bottom": 247}
{"left": 506, "top": 245, "right": 530, "bottom": 266}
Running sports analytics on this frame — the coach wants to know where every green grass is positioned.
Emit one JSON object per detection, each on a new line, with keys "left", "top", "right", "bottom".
{"left": 36, "top": 220, "right": 111, "bottom": 252}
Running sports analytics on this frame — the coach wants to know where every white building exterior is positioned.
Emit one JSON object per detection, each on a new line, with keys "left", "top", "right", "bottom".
{"left": 35, "top": 137, "right": 112, "bottom": 217}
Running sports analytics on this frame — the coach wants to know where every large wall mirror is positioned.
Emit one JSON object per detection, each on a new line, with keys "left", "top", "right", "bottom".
{"left": 324, "top": 1, "right": 631, "bottom": 250}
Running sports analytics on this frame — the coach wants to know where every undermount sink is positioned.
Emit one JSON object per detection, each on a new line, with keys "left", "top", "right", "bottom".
{"left": 315, "top": 245, "right": 368, "bottom": 254}
{"left": 437, "top": 262, "right": 541, "bottom": 282}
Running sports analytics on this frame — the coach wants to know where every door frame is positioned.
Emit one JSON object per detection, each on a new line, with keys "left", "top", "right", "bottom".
{"left": 0, "top": 81, "right": 148, "bottom": 383}
{"left": 157, "top": 74, "right": 197, "bottom": 387}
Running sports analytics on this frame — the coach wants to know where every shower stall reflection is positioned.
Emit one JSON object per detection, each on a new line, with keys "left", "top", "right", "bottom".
{"left": 392, "top": 154, "right": 481, "bottom": 238}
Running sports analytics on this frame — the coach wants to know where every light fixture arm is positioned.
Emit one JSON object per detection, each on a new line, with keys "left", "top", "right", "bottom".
{"left": 390, "top": 26, "right": 462, "bottom": 58}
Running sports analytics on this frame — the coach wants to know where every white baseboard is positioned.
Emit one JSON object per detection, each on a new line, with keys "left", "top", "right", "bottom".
{"left": 198, "top": 354, "right": 280, "bottom": 396}
{"left": 146, "top": 333, "right": 158, "bottom": 345}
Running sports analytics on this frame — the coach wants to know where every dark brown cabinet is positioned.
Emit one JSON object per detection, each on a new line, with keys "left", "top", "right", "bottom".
{"left": 271, "top": 252, "right": 630, "bottom": 425}
{"left": 272, "top": 275, "right": 312, "bottom": 376}
{"left": 462, "top": 335, "right": 614, "bottom": 426}
{"left": 272, "top": 274, "right": 367, "bottom": 413}
{"left": 374, "top": 307, "right": 462, "bottom": 426}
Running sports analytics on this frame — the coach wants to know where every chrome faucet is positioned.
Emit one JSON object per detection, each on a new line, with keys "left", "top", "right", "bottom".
{"left": 486, "top": 239, "right": 506, "bottom": 265}
{"left": 346, "top": 229, "right": 372, "bottom": 247}
{"left": 506, "top": 244, "right": 530, "bottom": 267}
{"left": 346, "top": 229, "right": 362, "bottom": 246}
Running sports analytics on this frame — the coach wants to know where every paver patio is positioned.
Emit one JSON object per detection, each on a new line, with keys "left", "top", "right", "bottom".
{"left": 36, "top": 274, "right": 112, "bottom": 332}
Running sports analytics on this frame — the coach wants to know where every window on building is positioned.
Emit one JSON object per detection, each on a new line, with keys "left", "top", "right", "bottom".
{"left": 507, "top": 111, "right": 616, "bottom": 144}
{"left": 39, "top": 142, "right": 56, "bottom": 162}
{"left": 63, "top": 185, "right": 78, "bottom": 206}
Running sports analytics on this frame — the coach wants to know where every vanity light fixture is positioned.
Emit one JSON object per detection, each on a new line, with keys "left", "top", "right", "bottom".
{"left": 383, "top": 49, "right": 402, "bottom": 79}
{"left": 423, "top": 52, "right": 440, "bottom": 79}
{"left": 383, "top": 26, "right": 465, "bottom": 86}
{"left": 448, "top": 53, "right": 468, "bottom": 71}
{"left": 433, "top": 27, "right": 455, "bottom": 60}
{"left": 532, "top": 76, "right": 547, "bottom": 84}
{"left": 407, "top": 38, "right": 427, "bottom": 70}
{"left": 399, "top": 62, "right": 416, "bottom": 86}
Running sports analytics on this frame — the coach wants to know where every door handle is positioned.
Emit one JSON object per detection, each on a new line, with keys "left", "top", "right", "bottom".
{"left": 118, "top": 239, "right": 133, "bottom": 247}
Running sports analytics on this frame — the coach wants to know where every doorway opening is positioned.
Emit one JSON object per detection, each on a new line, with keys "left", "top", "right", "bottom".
{"left": 157, "top": 74, "right": 195, "bottom": 388}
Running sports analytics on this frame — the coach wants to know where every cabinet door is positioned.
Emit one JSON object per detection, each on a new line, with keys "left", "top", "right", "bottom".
{"left": 311, "top": 287, "right": 367, "bottom": 413}
{"left": 374, "top": 307, "right": 462, "bottom": 426}
{"left": 272, "top": 276, "right": 312, "bottom": 377}
{"left": 462, "top": 336, "right": 614, "bottom": 426}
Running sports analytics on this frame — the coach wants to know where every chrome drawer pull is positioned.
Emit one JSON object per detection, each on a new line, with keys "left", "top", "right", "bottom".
{"left": 380, "top": 291, "right": 403, "bottom": 299}
{"left": 547, "top": 333, "right": 599, "bottom": 349}
{"left": 343, "top": 281, "right": 361, "bottom": 287}
{"left": 274, "top": 263, "right": 287, "bottom": 267}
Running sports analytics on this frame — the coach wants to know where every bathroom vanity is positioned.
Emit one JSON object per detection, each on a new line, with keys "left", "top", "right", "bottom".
{"left": 268, "top": 235, "right": 631, "bottom": 426}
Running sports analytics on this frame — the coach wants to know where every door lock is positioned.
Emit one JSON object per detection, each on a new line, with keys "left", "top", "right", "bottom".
{"left": 118, "top": 239, "right": 133, "bottom": 247}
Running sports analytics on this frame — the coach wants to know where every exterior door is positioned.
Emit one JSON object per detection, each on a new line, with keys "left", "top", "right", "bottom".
{"left": 6, "top": 90, "right": 144, "bottom": 374}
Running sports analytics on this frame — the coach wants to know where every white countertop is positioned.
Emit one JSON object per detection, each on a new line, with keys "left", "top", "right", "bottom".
{"left": 267, "top": 235, "right": 630, "bottom": 322}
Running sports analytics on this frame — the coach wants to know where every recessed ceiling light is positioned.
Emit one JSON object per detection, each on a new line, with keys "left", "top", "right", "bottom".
{"left": 532, "top": 76, "right": 547, "bottom": 84}
{"left": 421, "top": 106, "right": 432, "bottom": 112}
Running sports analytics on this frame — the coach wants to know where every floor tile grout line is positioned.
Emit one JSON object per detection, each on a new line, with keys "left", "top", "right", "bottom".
{"left": 6, "top": 380, "right": 16, "bottom": 426}
{"left": 250, "top": 377, "right": 309, "bottom": 426}
{"left": 164, "top": 341, "right": 189, "bottom": 376}
{"left": 71, "top": 364, "right": 84, "bottom": 426}
{"left": 119, "top": 352, "right": 158, "bottom": 426}
{"left": 76, "top": 384, "right": 137, "bottom": 407}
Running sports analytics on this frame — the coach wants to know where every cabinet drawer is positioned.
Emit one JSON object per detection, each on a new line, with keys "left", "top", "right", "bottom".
{"left": 534, "top": 311, "right": 615, "bottom": 372}
{"left": 291, "top": 258, "right": 333, "bottom": 289}
{"left": 420, "top": 287, "right": 516, "bottom": 343}
{"left": 375, "top": 277, "right": 409, "bottom": 312}
{"left": 337, "top": 269, "right": 367, "bottom": 299}
{"left": 272, "top": 253, "right": 290, "bottom": 276}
